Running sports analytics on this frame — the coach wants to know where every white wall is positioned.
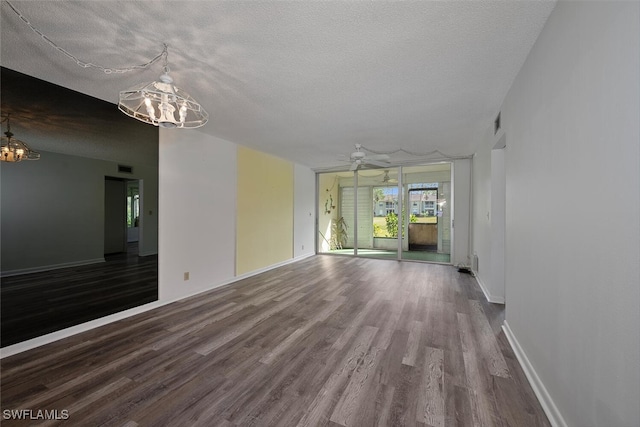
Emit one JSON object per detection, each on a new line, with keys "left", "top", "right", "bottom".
{"left": 317, "top": 173, "right": 340, "bottom": 252}
{"left": 158, "top": 129, "right": 237, "bottom": 302}
{"left": 471, "top": 128, "right": 492, "bottom": 292}
{"left": 471, "top": 126, "right": 506, "bottom": 303}
{"left": 489, "top": 147, "right": 505, "bottom": 303}
{"left": 452, "top": 158, "right": 471, "bottom": 266}
{"left": 499, "top": 2, "right": 639, "bottom": 426}
{"left": 294, "top": 164, "right": 316, "bottom": 258}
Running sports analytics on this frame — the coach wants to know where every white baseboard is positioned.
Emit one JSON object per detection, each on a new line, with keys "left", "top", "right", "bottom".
{"left": 502, "top": 321, "right": 568, "bottom": 427}
{"left": 235, "top": 253, "right": 315, "bottom": 283}
{"left": 0, "top": 254, "right": 317, "bottom": 359}
{"left": 473, "top": 271, "right": 505, "bottom": 304}
{"left": 0, "top": 301, "right": 165, "bottom": 358}
{"left": 233, "top": 252, "right": 315, "bottom": 282}
{"left": 293, "top": 252, "right": 315, "bottom": 263}
{"left": 138, "top": 251, "right": 158, "bottom": 257}
{"left": 159, "top": 253, "right": 317, "bottom": 307}
{"left": 1, "top": 258, "right": 106, "bottom": 277}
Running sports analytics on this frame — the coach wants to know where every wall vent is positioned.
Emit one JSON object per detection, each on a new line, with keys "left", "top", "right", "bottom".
{"left": 118, "top": 164, "right": 133, "bottom": 174}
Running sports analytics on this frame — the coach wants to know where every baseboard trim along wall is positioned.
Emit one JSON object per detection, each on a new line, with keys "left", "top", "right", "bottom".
{"left": 138, "top": 250, "right": 159, "bottom": 257}
{"left": 233, "top": 252, "right": 313, "bottom": 283}
{"left": 1, "top": 258, "right": 106, "bottom": 278}
{"left": 0, "top": 253, "right": 316, "bottom": 359}
{"left": 473, "top": 272, "right": 505, "bottom": 304}
{"left": 0, "top": 300, "right": 166, "bottom": 358}
{"left": 502, "top": 321, "right": 568, "bottom": 427}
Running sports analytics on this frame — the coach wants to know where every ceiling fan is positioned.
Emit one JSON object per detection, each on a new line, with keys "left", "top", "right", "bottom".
{"left": 381, "top": 170, "right": 398, "bottom": 184}
{"left": 347, "top": 144, "right": 391, "bottom": 171}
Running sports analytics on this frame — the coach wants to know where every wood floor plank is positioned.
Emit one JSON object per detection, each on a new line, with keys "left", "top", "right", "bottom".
{"left": 229, "top": 326, "right": 337, "bottom": 425}
{"left": 458, "top": 312, "right": 503, "bottom": 427}
{"left": 17, "top": 347, "right": 155, "bottom": 410}
{"left": 39, "top": 376, "right": 133, "bottom": 427}
{"left": 388, "top": 363, "right": 421, "bottom": 427}
{"left": 468, "top": 300, "right": 510, "bottom": 379}
{"left": 417, "top": 346, "right": 445, "bottom": 427}
{"left": 260, "top": 295, "right": 347, "bottom": 366}
{"left": 1, "top": 248, "right": 158, "bottom": 348}
{"left": 296, "top": 325, "right": 379, "bottom": 427}
{"left": 375, "top": 329, "right": 409, "bottom": 387}
{"left": 371, "top": 297, "right": 406, "bottom": 351}
{"left": 402, "top": 320, "right": 423, "bottom": 367}
{"left": 330, "top": 292, "right": 382, "bottom": 351}
{"left": 0, "top": 255, "right": 550, "bottom": 427}
{"left": 329, "top": 345, "right": 383, "bottom": 426}
{"left": 194, "top": 292, "right": 306, "bottom": 355}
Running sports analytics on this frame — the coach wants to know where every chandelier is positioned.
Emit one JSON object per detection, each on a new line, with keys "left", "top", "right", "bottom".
{"left": 1, "top": 114, "right": 40, "bottom": 163}
{"left": 118, "top": 45, "right": 208, "bottom": 129}
{"left": 7, "top": 2, "right": 208, "bottom": 130}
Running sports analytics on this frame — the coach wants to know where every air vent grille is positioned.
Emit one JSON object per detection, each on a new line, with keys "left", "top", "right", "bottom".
{"left": 118, "top": 164, "right": 133, "bottom": 174}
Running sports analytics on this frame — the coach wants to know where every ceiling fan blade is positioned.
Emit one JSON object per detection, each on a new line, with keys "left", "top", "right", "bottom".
{"left": 369, "top": 154, "right": 390, "bottom": 161}
{"left": 366, "top": 159, "right": 391, "bottom": 168}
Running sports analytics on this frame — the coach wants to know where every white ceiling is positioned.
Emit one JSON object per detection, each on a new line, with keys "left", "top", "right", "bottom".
{"left": 1, "top": 0, "right": 555, "bottom": 170}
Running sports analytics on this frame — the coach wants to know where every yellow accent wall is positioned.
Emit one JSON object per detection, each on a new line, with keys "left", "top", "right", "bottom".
{"left": 236, "top": 146, "right": 294, "bottom": 275}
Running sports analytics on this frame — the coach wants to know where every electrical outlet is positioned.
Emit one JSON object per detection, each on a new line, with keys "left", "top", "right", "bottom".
{"left": 302, "top": 245, "right": 304, "bottom": 250}
{"left": 184, "top": 272, "right": 190, "bottom": 281}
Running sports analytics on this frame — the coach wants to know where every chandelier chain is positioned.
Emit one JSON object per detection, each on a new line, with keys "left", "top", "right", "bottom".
{"left": 5, "top": 0, "right": 166, "bottom": 74}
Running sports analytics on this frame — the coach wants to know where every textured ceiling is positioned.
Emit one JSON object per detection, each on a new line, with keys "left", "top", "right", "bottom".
{"left": 0, "top": 0, "right": 556, "bottom": 170}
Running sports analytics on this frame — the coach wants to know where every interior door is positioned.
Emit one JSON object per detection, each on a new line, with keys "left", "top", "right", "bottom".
{"left": 104, "top": 177, "right": 127, "bottom": 254}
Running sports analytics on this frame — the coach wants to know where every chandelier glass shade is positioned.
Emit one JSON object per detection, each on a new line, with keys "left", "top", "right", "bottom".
{"left": 1, "top": 116, "right": 40, "bottom": 163}
{"left": 118, "top": 56, "right": 208, "bottom": 129}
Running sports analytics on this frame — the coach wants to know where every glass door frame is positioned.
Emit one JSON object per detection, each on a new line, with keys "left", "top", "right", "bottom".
{"left": 315, "top": 162, "right": 453, "bottom": 264}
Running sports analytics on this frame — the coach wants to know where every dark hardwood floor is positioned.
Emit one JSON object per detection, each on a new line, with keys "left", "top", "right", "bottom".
{"left": 0, "top": 255, "right": 549, "bottom": 426}
{"left": 1, "top": 244, "right": 158, "bottom": 347}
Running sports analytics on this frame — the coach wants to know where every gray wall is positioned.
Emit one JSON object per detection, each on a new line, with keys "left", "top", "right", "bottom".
{"left": 1, "top": 67, "right": 159, "bottom": 275}
{"left": 1, "top": 150, "right": 158, "bottom": 274}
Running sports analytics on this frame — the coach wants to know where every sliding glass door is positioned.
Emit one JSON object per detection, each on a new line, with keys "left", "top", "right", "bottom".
{"left": 354, "top": 168, "right": 400, "bottom": 259}
{"left": 317, "top": 172, "right": 353, "bottom": 255}
{"left": 317, "top": 163, "right": 451, "bottom": 263}
{"left": 400, "top": 164, "right": 451, "bottom": 263}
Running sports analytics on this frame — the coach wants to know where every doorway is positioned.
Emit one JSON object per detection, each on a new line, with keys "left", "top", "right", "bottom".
{"left": 407, "top": 188, "right": 438, "bottom": 252}
{"left": 126, "top": 180, "right": 141, "bottom": 248}
{"left": 104, "top": 177, "right": 141, "bottom": 256}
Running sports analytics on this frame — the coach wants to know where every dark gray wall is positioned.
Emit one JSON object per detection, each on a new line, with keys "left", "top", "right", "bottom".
{"left": 1, "top": 67, "right": 158, "bottom": 274}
